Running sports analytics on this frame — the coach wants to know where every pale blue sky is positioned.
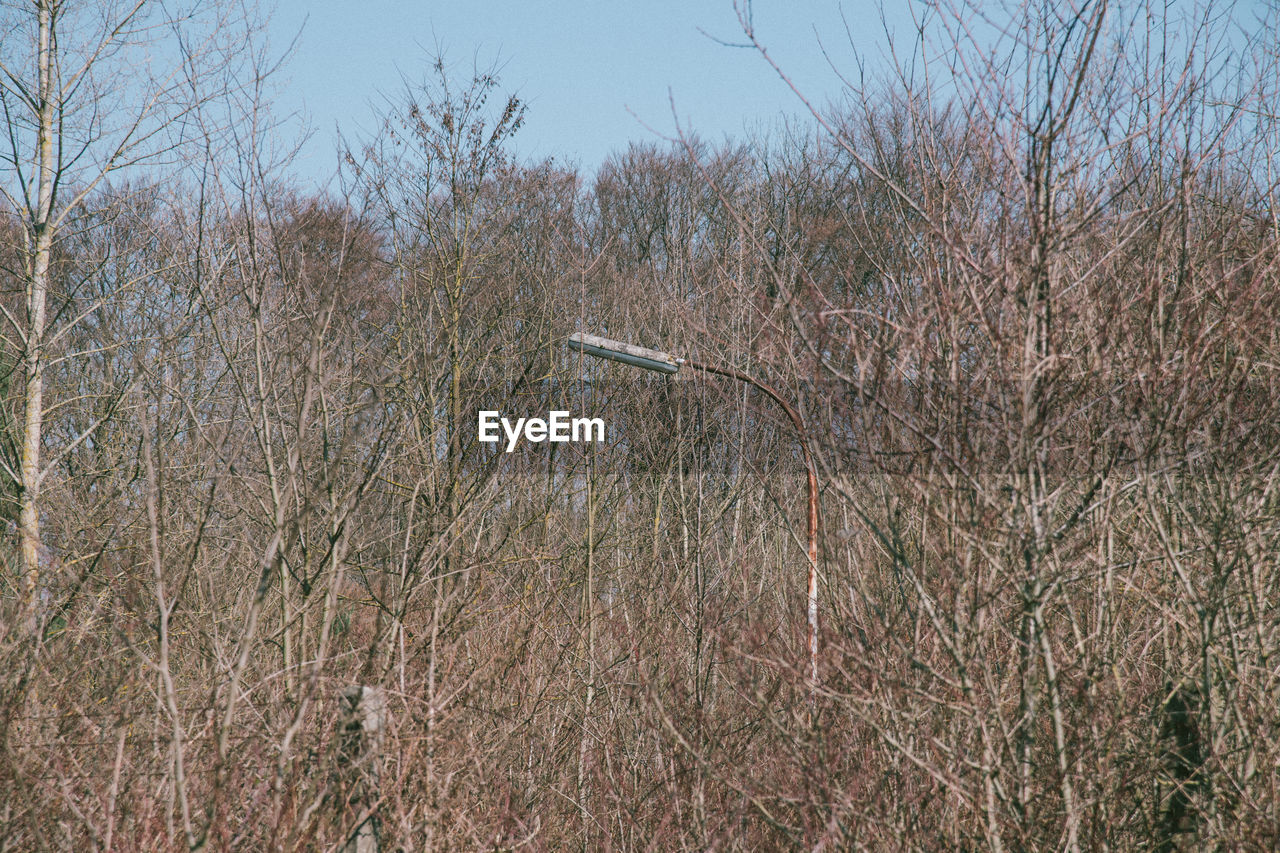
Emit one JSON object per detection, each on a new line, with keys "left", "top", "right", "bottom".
{"left": 266, "top": 1, "right": 913, "bottom": 187}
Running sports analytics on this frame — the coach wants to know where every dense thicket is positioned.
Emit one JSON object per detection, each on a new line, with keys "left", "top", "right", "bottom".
{"left": 3, "top": 1, "right": 1279, "bottom": 850}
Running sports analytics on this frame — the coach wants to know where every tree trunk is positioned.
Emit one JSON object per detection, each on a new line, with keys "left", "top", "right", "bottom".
{"left": 19, "top": 0, "right": 55, "bottom": 626}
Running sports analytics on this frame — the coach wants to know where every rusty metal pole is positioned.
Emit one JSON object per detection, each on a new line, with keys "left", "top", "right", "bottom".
{"left": 682, "top": 358, "right": 820, "bottom": 692}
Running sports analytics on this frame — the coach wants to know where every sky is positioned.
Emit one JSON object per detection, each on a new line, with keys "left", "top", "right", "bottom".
{"left": 265, "top": 1, "right": 917, "bottom": 188}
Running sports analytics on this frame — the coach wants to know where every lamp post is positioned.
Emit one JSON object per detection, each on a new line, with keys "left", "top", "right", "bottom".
{"left": 568, "top": 332, "right": 821, "bottom": 689}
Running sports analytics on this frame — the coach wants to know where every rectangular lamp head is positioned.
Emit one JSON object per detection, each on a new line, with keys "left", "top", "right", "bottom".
{"left": 568, "top": 332, "right": 680, "bottom": 375}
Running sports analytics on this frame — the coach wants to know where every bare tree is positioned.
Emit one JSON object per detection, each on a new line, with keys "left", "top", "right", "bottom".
{"left": 0, "top": 0, "right": 253, "bottom": 632}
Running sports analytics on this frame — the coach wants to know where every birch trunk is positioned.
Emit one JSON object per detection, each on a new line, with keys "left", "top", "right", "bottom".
{"left": 19, "top": 0, "right": 55, "bottom": 623}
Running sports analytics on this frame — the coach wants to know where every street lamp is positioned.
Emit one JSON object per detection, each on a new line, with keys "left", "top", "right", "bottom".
{"left": 568, "top": 331, "right": 821, "bottom": 689}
